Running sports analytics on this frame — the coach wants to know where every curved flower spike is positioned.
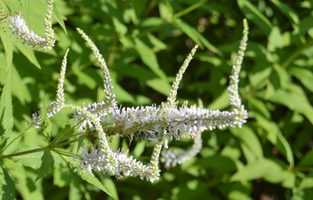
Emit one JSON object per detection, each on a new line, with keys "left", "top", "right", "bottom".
{"left": 27, "top": 49, "right": 69, "bottom": 128}
{"left": 8, "top": 0, "right": 55, "bottom": 51}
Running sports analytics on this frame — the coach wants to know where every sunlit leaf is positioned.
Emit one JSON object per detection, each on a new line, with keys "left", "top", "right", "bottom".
{"left": 230, "top": 126, "right": 263, "bottom": 162}
{"left": 237, "top": 0, "right": 272, "bottom": 35}
{"left": 12, "top": 146, "right": 44, "bottom": 169}
{"left": 0, "top": 69, "right": 13, "bottom": 139}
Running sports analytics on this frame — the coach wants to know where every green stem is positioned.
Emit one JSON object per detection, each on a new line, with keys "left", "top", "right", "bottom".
{"left": 2, "top": 0, "right": 12, "bottom": 15}
{"left": 51, "top": 120, "right": 81, "bottom": 144}
{"left": 53, "top": 139, "right": 79, "bottom": 148}
{"left": 281, "top": 39, "right": 313, "bottom": 69}
{"left": 171, "top": 0, "right": 209, "bottom": 21}
{"left": 1, "top": 135, "right": 80, "bottom": 160}
{"left": 0, "top": 125, "right": 32, "bottom": 155}
{"left": 0, "top": 146, "right": 49, "bottom": 160}
{"left": 52, "top": 148, "right": 74, "bottom": 157}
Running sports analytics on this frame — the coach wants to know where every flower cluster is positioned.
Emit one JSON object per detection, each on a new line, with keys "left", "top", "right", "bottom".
{"left": 24, "top": 1, "right": 249, "bottom": 182}
{"left": 76, "top": 144, "right": 162, "bottom": 182}
{"left": 8, "top": 0, "right": 55, "bottom": 51}
{"left": 161, "top": 132, "right": 203, "bottom": 169}
{"left": 101, "top": 100, "right": 247, "bottom": 142}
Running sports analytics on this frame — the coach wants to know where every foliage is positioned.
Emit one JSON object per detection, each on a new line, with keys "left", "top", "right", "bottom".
{"left": 1, "top": 0, "right": 313, "bottom": 199}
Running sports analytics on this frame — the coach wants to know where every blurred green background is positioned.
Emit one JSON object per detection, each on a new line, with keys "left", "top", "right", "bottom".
{"left": 1, "top": 0, "right": 313, "bottom": 199}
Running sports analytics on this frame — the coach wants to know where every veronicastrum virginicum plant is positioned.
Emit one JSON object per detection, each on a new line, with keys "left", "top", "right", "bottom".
{"left": 0, "top": 0, "right": 248, "bottom": 183}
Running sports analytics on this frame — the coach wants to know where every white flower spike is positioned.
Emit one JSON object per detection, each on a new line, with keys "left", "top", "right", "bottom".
{"left": 24, "top": 2, "right": 249, "bottom": 181}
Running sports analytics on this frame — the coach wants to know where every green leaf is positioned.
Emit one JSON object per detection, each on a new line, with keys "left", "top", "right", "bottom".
{"left": 39, "top": 95, "right": 52, "bottom": 142}
{"left": 134, "top": 38, "right": 167, "bottom": 80}
{"left": 268, "top": 26, "right": 283, "bottom": 51}
{"left": 270, "top": 89, "right": 313, "bottom": 124}
{"left": 288, "top": 66, "right": 313, "bottom": 93}
{"left": 194, "top": 31, "right": 222, "bottom": 56}
{"left": 35, "top": 149, "right": 54, "bottom": 182}
{"left": 270, "top": 0, "right": 299, "bottom": 25}
{"left": 55, "top": 123, "right": 75, "bottom": 144}
{"left": 230, "top": 158, "right": 280, "bottom": 181}
{"left": 72, "top": 67, "right": 97, "bottom": 90}
{"left": 100, "top": 178, "right": 119, "bottom": 200}
{"left": 69, "top": 181, "right": 84, "bottom": 200}
{"left": 14, "top": 38, "right": 41, "bottom": 69}
{"left": 249, "top": 97, "right": 271, "bottom": 119}
{"left": 298, "top": 149, "right": 313, "bottom": 166}
{"left": 12, "top": 146, "right": 44, "bottom": 169}
{"left": 299, "top": 177, "right": 313, "bottom": 190}
{"left": 146, "top": 78, "right": 170, "bottom": 96}
{"left": 254, "top": 114, "right": 294, "bottom": 166}
{"left": 276, "top": 132, "right": 294, "bottom": 167}
{"left": 11, "top": 66, "right": 31, "bottom": 105}
{"left": 67, "top": 158, "right": 114, "bottom": 198}
{"left": 112, "top": 80, "right": 136, "bottom": 104}
{"left": 264, "top": 169, "right": 295, "bottom": 189}
{"left": 0, "top": 19, "right": 13, "bottom": 70}
{"left": 230, "top": 126, "right": 263, "bottom": 162}
{"left": 195, "top": 155, "right": 237, "bottom": 175}
{"left": 158, "top": 1, "right": 173, "bottom": 20}
{"left": 77, "top": 135, "right": 85, "bottom": 153}
{"left": 112, "top": 16, "right": 128, "bottom": 36}
{"left": 208, "top": 89, "right": 230, "bottom": 110}
{"left": 237, "top": 0, "right": 272, "bottom": 35}
{"left": 146, "top": 33, "right": 167, "bottom": 52}
{"left": 52, "top": 2, "right": 68, "bottom": 34}
{"left": 3, "top": 159, "right": 44, "bottom": 199}
{"left": 140, "top": 17, "right": 164, "bottom": 27}
{"left": 38, "top": 0, "right": 67, "bottom": 34}
{"left": 175, "top": 19, "right": 202, "bottom": 47}
{"left": 131, "top": 140, "right": 146, "bottom": 158}
{"left": 0, "top": 69, "right": 13, "bottom": 139}
{"left": 0, "top": 166, "right": 15, "bottom": 200}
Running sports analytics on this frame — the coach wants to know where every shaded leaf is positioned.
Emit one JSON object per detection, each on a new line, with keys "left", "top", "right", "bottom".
{"left": 298, "top": 149, "right": 313, "bottom": 166}
{"left": 67, "top": 158, "right": 114, "bottom": 198}
{"left": 270, "top": 0, "right": 299, "bottom": 25}
{"left": 270, "top": 89, "right": 313, "bottom": 124}
{"left": 35, "top": 149, "right": 54, "bottom": 182}
{"left": 4, "top": 159, "right": 44, "bottom": 199}
{"left": 0, "top": 166, "right": 15, "bottom": 200}
{"left": 39, "top": 95, "right": 52, "bottom": 142}
{"left": 14, "top": 38, "right": 41, "bottom": 69}
{"left": 254, "top": 114, "right": 294, "bottom": 166}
